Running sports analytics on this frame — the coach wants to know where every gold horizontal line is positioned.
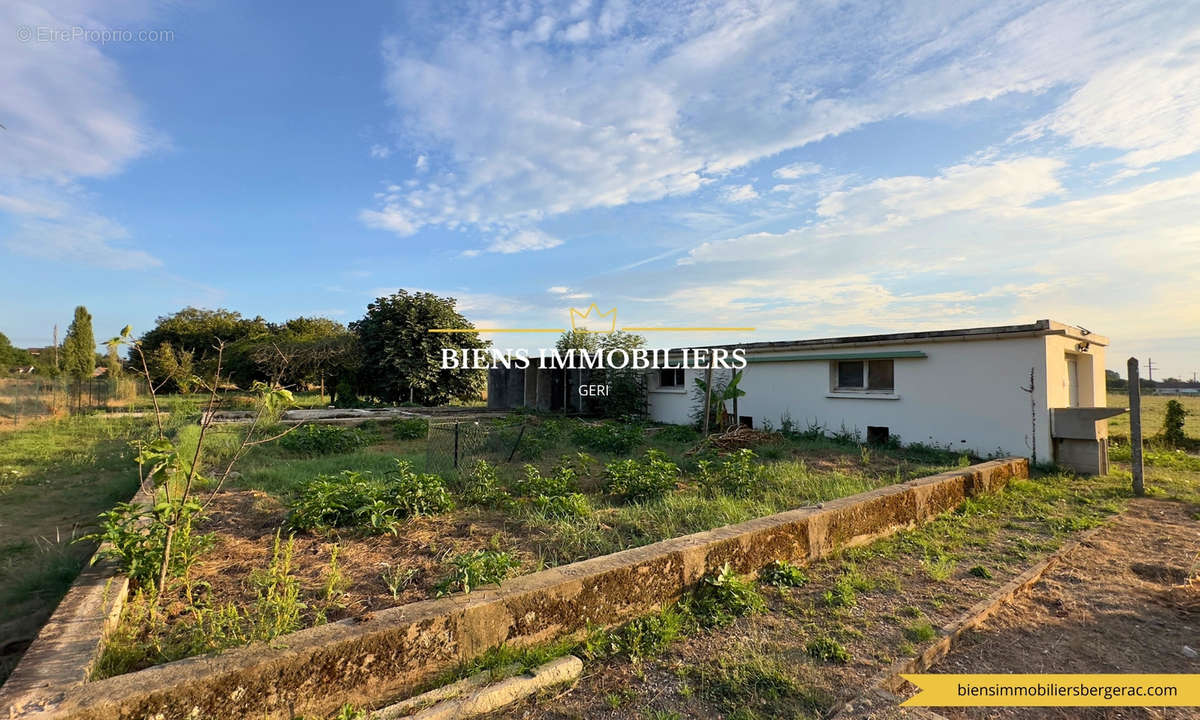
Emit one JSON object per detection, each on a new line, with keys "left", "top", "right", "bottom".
{"left": 621, "top": 327, "right": 757, "bottom": 331}
{"left": 429, "top": 328, "right": 566, "bottom": 333}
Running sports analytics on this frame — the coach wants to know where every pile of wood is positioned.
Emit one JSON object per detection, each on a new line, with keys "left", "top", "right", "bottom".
{"left": 690, "top": 425, "right": 780, "bottom": 453}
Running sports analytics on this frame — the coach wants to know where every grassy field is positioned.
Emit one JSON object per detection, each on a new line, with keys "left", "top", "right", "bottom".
{"left": 0, "top": 414, "right": 157, "bottom": 682}
{"left": 1106, "top": 391, "right": 1200, "bottom": 441}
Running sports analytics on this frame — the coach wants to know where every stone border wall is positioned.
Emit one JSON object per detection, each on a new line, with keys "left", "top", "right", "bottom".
{"left": 2, "top": 458, "right": 1026, "bottom": 720}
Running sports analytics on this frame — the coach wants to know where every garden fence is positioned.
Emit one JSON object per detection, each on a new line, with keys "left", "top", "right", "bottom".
{"left": 425, "top": 419, "right": 530, "bottom": 474}
{"left": 0, "top": 376, "right": 146, "bottom": 424}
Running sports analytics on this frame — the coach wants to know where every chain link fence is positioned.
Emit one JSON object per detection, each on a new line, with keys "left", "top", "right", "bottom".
{"left": 0, "top": 377, "right": 146, "bottom": 425}
{"left": 425, "top": 419, "right": 532, "bottom": 474}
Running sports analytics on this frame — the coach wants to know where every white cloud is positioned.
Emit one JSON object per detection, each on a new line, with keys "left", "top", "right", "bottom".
{"left": 483, "top": 228, "right": 563, "bottom": 254}
{"left": 722, "top": 184, "right": 759, "bottom": 203}
{"left": 369, "top": 144, "right": 392, "bottom": 159}
{"left": 1029, "top": 29, "right": 1200, "bottom": 168}
{"left": 0, "top": 0, "right": 161, "bottom": 268}
{"left": 548, "top": 286, "right": 569, "bottom": 294}
{"left": 363, "top": 0, "right": 1196, "bottom": 236}
{"left": 773, "top": 162, "right": 821, "bottom": 179}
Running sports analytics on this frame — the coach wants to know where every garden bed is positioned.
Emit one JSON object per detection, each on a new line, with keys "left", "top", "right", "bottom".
{"left": 94, "top": 415, "right": 979, "bottom": 678}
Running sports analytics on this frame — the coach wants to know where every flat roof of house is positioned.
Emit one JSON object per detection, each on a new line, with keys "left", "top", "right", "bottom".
{"left": 682, "top": 319, "right": 1107, "bottom": 354}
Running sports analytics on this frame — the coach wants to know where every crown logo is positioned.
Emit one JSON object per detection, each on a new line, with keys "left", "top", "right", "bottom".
{"left": 569, "top": 304, "right": 617, "bottom": 333}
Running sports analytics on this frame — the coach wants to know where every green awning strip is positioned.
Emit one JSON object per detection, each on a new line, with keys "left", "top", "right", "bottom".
{"left": 746, "top": 350, "right": 927, "bottom": 364}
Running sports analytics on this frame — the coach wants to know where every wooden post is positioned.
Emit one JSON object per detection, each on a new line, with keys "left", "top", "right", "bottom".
{"left": 702, "top": 365, "right": 714, "bottom": 437}
{"left": 453, "top": 422, "right": 460, "bottom": 470}
{"left": 1128, "top": 357, "right": 1144, "bottom": 496}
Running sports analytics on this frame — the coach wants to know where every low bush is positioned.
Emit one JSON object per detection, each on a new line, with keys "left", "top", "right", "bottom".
{"left": 588, "top": 604, "right": 690, "bottom": 660}
{"left": 759, "top": 560, "right": 808, "bottom": 588}
{"left": 531, "top": 492, "right": 592, "bottom": 520}
{"left": 459, "top": 459, "right": 512, "bottom": 508}
{"left": 653, "top": 424, "right": 700, "bottom": 444}
{"left": 571, "top": 421, "right": 643, "bottom": 455}
{"left": 603, "top": 449, "right": 680, "bottom": 503}
{"left": 287, "top": 460, "right": 453, "bottom": 534}
{"left": 805, "top": 635, "right": 850, "bottom": 663}
{"left": 278, "top": 424, "right": 374, "bottom": 456}
{"left": 82, "top": 499, "right": 214, "bottom": 590}
{"left": 696, "top": 448, "right": 763, "bottom": 497}
{"left": 691, "top": 562, "right": 766, "bottom": 627}
{"left": 435, "top": 549, "right": 520, "bottom": 596}
{"left": 511, "top": 463, "right": 577, "bottom": 498}
{"left": 392, "top": 417, "right": 429, "bottom": 440}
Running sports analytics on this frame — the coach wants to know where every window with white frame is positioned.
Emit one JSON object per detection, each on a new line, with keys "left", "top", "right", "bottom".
{"left": 832, "top": 359, "right": 894, "bottom": 392}
{"left": 659, "top": 368, "right": 686, "bottom": 388}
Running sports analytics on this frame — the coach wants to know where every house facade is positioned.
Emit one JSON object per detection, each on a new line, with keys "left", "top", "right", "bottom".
{"left": 646, "top": 320, "right": 1112, "bottom": 470}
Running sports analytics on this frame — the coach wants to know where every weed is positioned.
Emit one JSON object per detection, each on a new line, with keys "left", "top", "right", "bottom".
{"left": 435, "top": 549, "right": 520, "bottom": 596}
{"left": 968, "top": 564, "right": 993, "bottom": 579}
{"left": 320, "top": 546, "right": 350, "bottom": 607}
{"left": 380, "top": 564, "right": 417, "bottom": 599}
{"left": 654, "top": 424, "right": 699, "bottom": 444}
{"left": 287, "top": 460, "right": 452, "bottom": 534}
{"left": 249, "top": 533, "right": 305, "bottom": 639}
{"left": 759, "top": 560, "right": 808, "bottom": 588}
{"left": 603, "top": 449, "right": 680, "bottom": 503}
{"left": 922, "top": 553, "right": 956, "bottom": 581}
{"left": 530, "top": 492, "right": 592, "bottom": 520}
{"left": 691, "top": 645, "right": 829, "bottom": 717}
{"left": 805, "top": 635, "right": 851, "bottom": 664}
{"left": 392, "top": 417, "right": 428, "bottom": 440}
{"left": 458, "top": 459, "right": 511, "bottom": 509}
{"left": 511, "top": 463, "right": 576, "bottom": 498}
{"left": 278, "top": 424, "right": 374, "bottom": 456}
{"left": 903, "top": 620, "right": 937, "bottom": 643}
{"left": 571, "top": 421, "right": 643, "bottom": 455}
{"left": 696, "top": 449, "right": 762, "bottom": 498}
{"left": 691, "top": 562, "right": 766, "bottom": 627}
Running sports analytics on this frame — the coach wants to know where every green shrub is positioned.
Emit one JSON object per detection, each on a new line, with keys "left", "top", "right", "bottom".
{"left": 571, "top": 422, "right": 643, "bottom": 455}
{"left": 654, "top": 424, "right": 699, "bottom": 444}
{"left": 805, "top": 635, "right": 850, "bottom": 663}
{"left": 435, "top": 550, "right": 520, "bottom": 596}
{"left": 392, "top": 417, "right": 429, "bottom": 440}
{"left": 82, "top": 499, "right": 214, "bottom": 589}
{"left": 608, "top": 605, "right": 689, "bottom": 660}
{"left": 1163, "top": 399, "right": 1189, "bottom": 446}
{"left": 287, "top": 460, "right": 453, "bottom": 534}
{"left": 460, "top": 459, "right": 511, "bottom": 508}
{"left": 759, "top": 560, "right": 808, "bottom": 588}
{"left": 531, "top": 492, "right": 592, "bottom": 520}
{"left": 696, "top": 449, "right": 763, "bottom": 497}
{"left": 691, "top": 563, "right": 766, "bottom": 627}
{"left": 278, "top": 424, "right": 373, "bottom": 456}
{"left": 603, "top": 449, "right": 680, "bottom": 503}
{"left": 511, "top": 463, "right": 577, "bottom": 498}
{"left": 903, "top": 620, "right": 937, "bottom": 643}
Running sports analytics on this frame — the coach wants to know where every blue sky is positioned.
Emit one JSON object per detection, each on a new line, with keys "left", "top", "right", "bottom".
{"left": 2, "top": 0, "right": 1199, "bottom": 379}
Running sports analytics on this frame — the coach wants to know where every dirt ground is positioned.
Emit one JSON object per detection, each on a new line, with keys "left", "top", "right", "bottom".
{"left": 921, "top": 497, "right": 1200, "bottom": 720}
{"left": 192, "top": 490, "right": 537, "bottom": 620}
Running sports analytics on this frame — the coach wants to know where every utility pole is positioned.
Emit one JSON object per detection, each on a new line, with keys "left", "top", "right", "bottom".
{"left": 1146, "top": 357, "right": 1157, "bottom": 382}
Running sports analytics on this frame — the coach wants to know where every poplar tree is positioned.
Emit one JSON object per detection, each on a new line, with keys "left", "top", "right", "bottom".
{"left": 62, "top": 305, "right": 96, "bottom": 383}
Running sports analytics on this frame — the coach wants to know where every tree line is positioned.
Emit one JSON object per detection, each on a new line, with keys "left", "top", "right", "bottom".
{"left": 1, "top": 290, "right": 492, "bottom": 406}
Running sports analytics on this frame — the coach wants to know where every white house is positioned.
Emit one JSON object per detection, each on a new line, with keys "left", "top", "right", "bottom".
{"left": 647, "top": 320, "right": 1117, "bottom": 472}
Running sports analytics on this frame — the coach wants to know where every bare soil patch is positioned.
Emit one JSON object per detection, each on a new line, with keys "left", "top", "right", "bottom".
{"left": 922, "top": 497, "right": 1200, "bottom": 720}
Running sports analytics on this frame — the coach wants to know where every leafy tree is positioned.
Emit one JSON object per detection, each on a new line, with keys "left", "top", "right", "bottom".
{"left": 555, "top": 329, "right": 600, "bottom": 352}
{"left": 595, "top": 331, "right": 648, "bottom": 419}
{"left": 0, "top": 331, "right": 34, "bottom": 372}
{"left": 139, "top": 307, "right": 270, "bottom": 390}
{"left": 351, "top": 290, "right": 488, "bottom": 405}
{"left": 62, "top": 306, "right": 96, "bottom": 383}
{"left": 245, "top": 317, "right": 358, "bottom": 400}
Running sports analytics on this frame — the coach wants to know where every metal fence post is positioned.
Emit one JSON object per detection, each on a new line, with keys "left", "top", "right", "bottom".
{"left": 1128, "top": 357, "right": 1144, "bottom": 496}
{"left": 453, "top": 422, "right": 460, "bottom": 470}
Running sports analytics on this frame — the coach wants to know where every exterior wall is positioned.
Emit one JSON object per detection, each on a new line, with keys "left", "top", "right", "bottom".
{"left": 646, "top": 368, "right": 702, "bottom": 425}
{"left": 649, "top": 337, "right": 1057, "bottom": 458}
